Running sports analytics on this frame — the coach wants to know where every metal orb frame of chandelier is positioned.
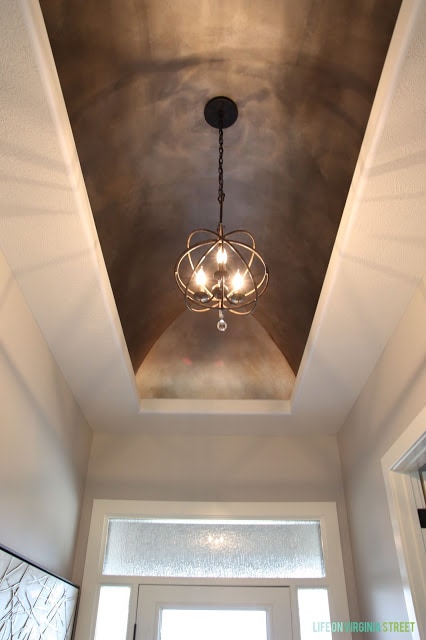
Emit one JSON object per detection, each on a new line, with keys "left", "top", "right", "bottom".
{"left": 174, "top": 96, "right": 269, "bottom": 332}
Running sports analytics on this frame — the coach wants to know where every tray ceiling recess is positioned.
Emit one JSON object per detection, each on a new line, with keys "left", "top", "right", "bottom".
{"left": 38, "top": 0, "right": 402, "bottom": 401}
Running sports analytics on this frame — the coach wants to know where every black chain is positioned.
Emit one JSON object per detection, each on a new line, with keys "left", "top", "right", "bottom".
{"left": 218, "top": 115, "right": 225, "bottom": 223}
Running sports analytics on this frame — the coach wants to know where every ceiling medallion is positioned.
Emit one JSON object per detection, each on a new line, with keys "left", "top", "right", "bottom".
{"left": 175, "top": 96, "right": 269, "bottom": 332}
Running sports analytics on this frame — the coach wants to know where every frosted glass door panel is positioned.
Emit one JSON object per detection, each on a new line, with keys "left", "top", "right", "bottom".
{"left": 136, "top": 585, "right": 292, "bottom": 640}
{"left": 103, "top": 518, "right": 325, "bottom": 578}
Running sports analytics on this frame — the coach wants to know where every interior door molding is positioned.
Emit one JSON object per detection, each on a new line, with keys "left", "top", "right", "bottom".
{"left": 382, "top": 405, "right": 426, "bottom": 640}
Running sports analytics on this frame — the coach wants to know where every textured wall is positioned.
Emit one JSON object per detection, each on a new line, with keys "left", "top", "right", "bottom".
{"left": 0, "top": 249, "right": 92, "bottom": 579}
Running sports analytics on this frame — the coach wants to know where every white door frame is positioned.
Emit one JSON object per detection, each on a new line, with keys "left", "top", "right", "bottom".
{"left": 381, "top": 405, "right": 426, "bottom": 640}
{"left": 135, "top": 584, "right": 292, "bottom": 640}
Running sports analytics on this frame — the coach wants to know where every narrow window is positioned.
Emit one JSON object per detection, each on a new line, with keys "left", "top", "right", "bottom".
{"left": 298, "top": 588, "right": 332, "bottom": 640}
{"left": 93, "top": 585, "right": 130, "bottom": 640}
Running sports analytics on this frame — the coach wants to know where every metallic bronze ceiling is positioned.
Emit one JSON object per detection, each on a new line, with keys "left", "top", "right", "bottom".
{"left": 40, "top": 0, "right": 401, "bottom": 398}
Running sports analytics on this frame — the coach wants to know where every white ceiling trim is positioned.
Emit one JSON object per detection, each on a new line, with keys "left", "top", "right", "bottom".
{"left": 0, "top": 0, "right": 424, "bottom": 434}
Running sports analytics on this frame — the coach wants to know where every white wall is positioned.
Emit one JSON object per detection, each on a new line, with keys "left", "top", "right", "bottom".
{"left": 0, "top": 250, "right": 92, "bottom": 579}
{"left": 338, "top": 276, "right": 425, "bottom": 634}
{"left": 74, "top": 431, "right": 359, "bottom": 617}
{"left": 337, "top": 0, "right": 426, "bottom": 630}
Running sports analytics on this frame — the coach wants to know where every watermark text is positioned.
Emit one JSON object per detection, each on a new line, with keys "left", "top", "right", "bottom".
{"left": 313, "top": 621, "right": 416, "bottom": 633}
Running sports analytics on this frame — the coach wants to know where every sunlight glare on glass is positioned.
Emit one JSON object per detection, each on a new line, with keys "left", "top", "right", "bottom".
{"left": 160, "top": 608, "right": 268, "bottom": 640}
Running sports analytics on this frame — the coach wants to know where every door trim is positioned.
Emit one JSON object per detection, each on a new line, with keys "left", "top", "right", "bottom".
{"left": 382, "top": 405, "right": 426, "bottom": 640}
{"left": 136, "top": 584, "right": 292, "bottom": 640}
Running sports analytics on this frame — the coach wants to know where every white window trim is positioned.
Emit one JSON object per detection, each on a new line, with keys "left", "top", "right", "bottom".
{"left": 381, "top": 405, "right": 426, "bottom": 640}
{"left": 75, "top": 500, "right": 350, "bottom": 640}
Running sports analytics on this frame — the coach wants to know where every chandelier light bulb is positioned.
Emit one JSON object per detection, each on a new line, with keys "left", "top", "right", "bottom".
{"left": 217, "top": 247, "right": 227, "bottom": 265}
{"left": 232, "top": 269, "right": 244, "bottom": 292}
{"left": 195, "top": 266, "right": 207, "bottom": 288}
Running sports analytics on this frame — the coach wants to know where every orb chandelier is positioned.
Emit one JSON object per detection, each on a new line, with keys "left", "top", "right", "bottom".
{"left": 174, "top": 96, "right": 269, "bottom": 332}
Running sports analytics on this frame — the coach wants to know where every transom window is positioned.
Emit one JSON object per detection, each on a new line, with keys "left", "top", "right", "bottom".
{"left": 103, "top": 517, "right": 325, "bottom": 578}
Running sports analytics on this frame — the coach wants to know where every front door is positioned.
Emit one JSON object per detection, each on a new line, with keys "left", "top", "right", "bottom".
{"left": 135, "top": 585, "right": 293, "bottom": 640}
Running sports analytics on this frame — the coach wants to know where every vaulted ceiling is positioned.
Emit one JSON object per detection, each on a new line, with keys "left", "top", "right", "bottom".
{"left": 38, "top": 0, "right": 401, "bottom": 400}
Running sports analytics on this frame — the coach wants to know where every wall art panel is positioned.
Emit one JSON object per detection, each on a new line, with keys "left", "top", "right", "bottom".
{"left": 0, "top": 546, "right": 78, "bottom": 639}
